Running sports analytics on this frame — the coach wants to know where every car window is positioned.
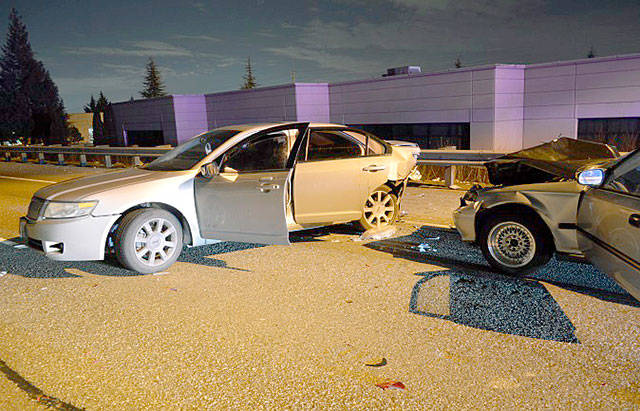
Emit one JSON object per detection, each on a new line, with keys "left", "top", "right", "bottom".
{"left": 222, "top": 131, "right": 290, "bottom": 172}
{"left": 607, "top": 165, "right": 640, "bottom": 196}
{"left": 305, "top": 130, "right": 364, "bottom": 161}
{"left": 144, "top": 129, "right": 240, "bottom": 171}
{"left": 343, "top": 130, "right": 387, "bottom": 156}
{"left": 365, "top": 133, "right": 387, "bottom": 155}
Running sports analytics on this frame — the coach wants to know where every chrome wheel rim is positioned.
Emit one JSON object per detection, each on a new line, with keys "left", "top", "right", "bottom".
{"left": 363, "top": 191, "right": 395, "bottom": 228}
{"left": 487, "top": 221, "right": 536, "bottom": 268}
{"left": 134, "top": 218, "right": 179, "bottom": 267}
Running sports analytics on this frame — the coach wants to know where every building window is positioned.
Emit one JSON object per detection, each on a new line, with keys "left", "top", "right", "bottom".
{"left": 350, "top": 123, "right": 470, "bottom": 149}
{"left": 578, "top": 118, "right": 640, "bottom": 152}
{"left": 127, "top": 130, "right": 164, "bottom": 147}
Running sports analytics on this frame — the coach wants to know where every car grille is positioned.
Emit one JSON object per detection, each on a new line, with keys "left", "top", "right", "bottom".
{"left": 27, "top": 197, "right": 46, "bottom": 220}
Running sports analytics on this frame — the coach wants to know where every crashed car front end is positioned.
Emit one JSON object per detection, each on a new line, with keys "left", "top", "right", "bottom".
{"left": 453, "top": 138, "right": 622, "bottom": 265}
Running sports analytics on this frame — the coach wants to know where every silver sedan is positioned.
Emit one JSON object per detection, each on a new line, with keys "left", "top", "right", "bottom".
{"left": 20, "top": 122, "right": 419, "bottom": 273}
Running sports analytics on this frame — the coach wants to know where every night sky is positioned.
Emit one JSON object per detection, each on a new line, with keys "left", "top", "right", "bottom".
{"left": 1, "top": 0, "right": 639, "bottom": 112}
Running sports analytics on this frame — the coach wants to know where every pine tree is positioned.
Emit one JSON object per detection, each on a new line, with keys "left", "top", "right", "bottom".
{"left": 0, "top": 9, "right": 68, "bottom": 144}
{"left": 84, "top": 95, "right": 96, "bottom": 113}
{"left": 140, "top": 58, "right": 167, "bottom": 98}
{"left": 241, "top": 57, "right": 258, "bottom": 89}
{"left": 96, "top": 91, "right": 109, "bottom": 111}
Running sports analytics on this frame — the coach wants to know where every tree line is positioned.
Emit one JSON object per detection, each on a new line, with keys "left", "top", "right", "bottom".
{"left": 0, "top": 8, "right": 260, "bottom": 146}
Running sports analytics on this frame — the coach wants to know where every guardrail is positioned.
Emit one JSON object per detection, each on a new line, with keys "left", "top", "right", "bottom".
{"left": 1, "top": 145, "right": 505, "bottom": 188}
{"left": 417, "top": 150, "right": 505, "bottom": 187}
{"left": 1, "top": 145, "right": 171, "bottom": 168}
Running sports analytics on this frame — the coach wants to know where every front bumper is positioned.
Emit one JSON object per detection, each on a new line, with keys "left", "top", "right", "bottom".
{"left": 20, "top": 214, "right": 119, "bottom": 261}
{"left": 452, "top": 202, "right": 480, "bottom": 242}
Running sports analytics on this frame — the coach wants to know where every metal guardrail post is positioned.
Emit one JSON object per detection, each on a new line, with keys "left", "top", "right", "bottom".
{"left": 38, "top": 152, "right": 45, "bottom": 164}
{"left": 57, "top": 153, "right": 65, "bottom": 166}
{"left": 444, "top": 166, "right": 457, "bottom": 188}
{"left": 104, "top": 155, "right": 112, "bottom": 168}
{"left": 133, "top": 156, "right": 142, "bottom": 166}
{"left": 79, "top": 154, "right": 88, "bottom": 167}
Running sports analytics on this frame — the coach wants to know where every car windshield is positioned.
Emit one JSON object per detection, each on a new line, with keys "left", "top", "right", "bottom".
{"left": 143, "top": 129, "right": 241, "bottom": 171}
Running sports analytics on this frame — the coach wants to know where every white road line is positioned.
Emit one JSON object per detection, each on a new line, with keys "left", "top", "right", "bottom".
{"left": 0, "top": 175, "right": 56, "bottom": 184}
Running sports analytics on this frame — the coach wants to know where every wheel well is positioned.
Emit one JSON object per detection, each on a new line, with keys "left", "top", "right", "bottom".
{"left": 385, "top": 180, "right": 404, "bottom": 197}
{"left": 475, "top": 203, "right": 556, "bottom": 252}
{"left": 105, "top": 203, "right": 193, "bottom": 253}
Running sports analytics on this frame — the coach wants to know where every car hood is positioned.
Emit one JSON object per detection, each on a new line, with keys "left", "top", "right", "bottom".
{"left": 484, "top": 137, "right": 619, "bottom": 186}
{"left": 33, "top": 168, "right": 188, "bottom": 202}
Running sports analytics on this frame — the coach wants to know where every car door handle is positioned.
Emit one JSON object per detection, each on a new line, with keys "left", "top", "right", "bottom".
{"left": 258, "top": 176, "right": 274, "bottom": 182}
{"left": 630, "top": 214, "right": 640, "bottom": 228}
{"left": 259, "top": 183, "right": 280, "bottom": 192}
{"left": 363, "top": 165, "right": 386, "bottom": 172}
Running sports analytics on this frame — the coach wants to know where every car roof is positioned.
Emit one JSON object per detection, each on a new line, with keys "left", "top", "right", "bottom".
{"left": 214, "top": 122, "right": 348, "bottom": 133}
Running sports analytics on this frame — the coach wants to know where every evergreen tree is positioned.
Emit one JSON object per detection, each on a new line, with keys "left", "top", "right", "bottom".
{"left": 0, "top": 9, "right": 68, "bottom": 144}
{"left": 241, "top": 57, "right": 258, "bottom": 89}
{"left": 454, "top": 57, "right": 462, "bottom": 68}
{"left": 96, "top": 91, "right": 109, "bottom": 111}
{"left": 140, "top": 58, "right": 167, "bottom": 98}
{"left": 84, "top": 95, "right": 96, "bottom": 113}
{"left": 102, "top": 103, "right": 117, "bottom": 145}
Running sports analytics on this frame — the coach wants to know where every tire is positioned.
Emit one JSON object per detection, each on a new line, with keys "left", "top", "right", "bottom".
{"left": 114, "top": 208, "right": 183, "bottom": 274}
{"left": 357, "top": 185, "right": 399, "bottom": 231}
{"left": 478, "top": 212, "right": 552, "bottom": 275}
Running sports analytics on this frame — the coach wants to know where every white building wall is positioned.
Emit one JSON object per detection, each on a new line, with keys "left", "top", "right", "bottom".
{"left": 173, "top": 95, "right": 209, "bottom": 145}
{"left": 111, "top": 97, "right": 176, "bottom": 146}
{"left": 205, "top": 85, "right": 297, "bottom": 128}
{"left": 329, "top": 70, "right": 474, "bottom": 125}
{"left": 295, "top": 83, "right": 330, "bottom": 123}
{"left": 523, "top": 55, "right": 640, "bottom": 148}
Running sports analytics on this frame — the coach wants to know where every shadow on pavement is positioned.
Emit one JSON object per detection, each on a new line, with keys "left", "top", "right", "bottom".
{"left": 0, "top": 240, "right": 261, "bottom": 278}
{"left": 289, "top": 223, "right": 361, "bottom": 243}
{"left": 366, "top": 226, "right": 639, "bottom": 307}
{"left": 410, "top": 269, "right": 579, "bottom": 343}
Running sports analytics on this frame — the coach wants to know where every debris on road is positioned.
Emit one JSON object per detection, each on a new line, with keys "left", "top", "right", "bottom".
{"left": 364, "top": 357, "right": 387, "bottom": 367}
{"left": 376, "top": 380, "right": 406, "bottom": 390}
{"left": 354, "top": 226, "right": 397, "bottom": 242}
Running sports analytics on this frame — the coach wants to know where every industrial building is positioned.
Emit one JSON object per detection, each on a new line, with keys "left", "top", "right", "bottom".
{"left": 110, "top": 53, "right": 640, "bottom": 152}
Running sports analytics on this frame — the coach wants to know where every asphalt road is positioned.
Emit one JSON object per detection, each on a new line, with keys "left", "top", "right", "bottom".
{"left": 0, "top": 162, "right": 639, "bottom": 409}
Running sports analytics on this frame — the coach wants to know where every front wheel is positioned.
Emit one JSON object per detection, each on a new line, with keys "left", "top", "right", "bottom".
{"left": 478, "top": 213, "right": 552, "bottom": 275}
{"left": 114, "top": 208, "right": 183, "bottom": 273}
{"left": 357, "top": 185, "right": 399, "bottom": 231}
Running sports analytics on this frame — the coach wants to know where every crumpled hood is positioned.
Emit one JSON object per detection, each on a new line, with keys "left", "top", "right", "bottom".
{"left": 484, "top": 137, "right": 619, "bottom": 186}
{"left": 33, "top": 168, "right": 176, "bottom": 201}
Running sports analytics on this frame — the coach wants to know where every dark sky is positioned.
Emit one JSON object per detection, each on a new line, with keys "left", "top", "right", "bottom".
{"left": 1, "top": 0, "right": 639, "bottom": 112}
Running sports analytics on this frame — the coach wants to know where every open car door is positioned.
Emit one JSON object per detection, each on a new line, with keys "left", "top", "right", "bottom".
{"left": 577, "top": 150, "right": 640, "bottom": 300}
{"left": 194, "top": 123, "right": 308, "bottom": 245}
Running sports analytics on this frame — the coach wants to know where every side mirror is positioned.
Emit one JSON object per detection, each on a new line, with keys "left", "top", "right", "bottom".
{"left": 200, "top": 162, "right": 219, "bottom": 178}
{"left": 577, "top": 168, "right": 605, "bottom": 187}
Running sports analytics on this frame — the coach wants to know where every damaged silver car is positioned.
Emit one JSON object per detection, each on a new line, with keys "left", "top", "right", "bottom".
{"left": 454, "top": 138, "right": 640, "bottom": 300}
{"left": 20, "top": 122, "right": 419, "bottom": 273}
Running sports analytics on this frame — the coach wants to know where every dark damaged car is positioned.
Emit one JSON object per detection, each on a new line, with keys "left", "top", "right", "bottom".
{"left": 453, "top": 138, "right": 640, "bottom": 300}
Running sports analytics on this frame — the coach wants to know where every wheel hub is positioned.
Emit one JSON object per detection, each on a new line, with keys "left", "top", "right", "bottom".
{"left": 487, "top": 221, "right": 536, "bottom": 268}
{"left": 148, "top": 234, "right": 163, "bottom": 250}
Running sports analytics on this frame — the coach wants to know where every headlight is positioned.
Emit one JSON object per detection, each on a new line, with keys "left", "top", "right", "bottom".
{"left": 43, "top": 201, "right": 98, "bottom": 219}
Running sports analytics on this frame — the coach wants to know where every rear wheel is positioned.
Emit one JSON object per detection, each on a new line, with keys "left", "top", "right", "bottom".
{"left": 114, "top": 208, "right": 183, "bottom": 273}
{"left": 357, "top": 185, "right": 399, "bottom": 231}
{"left": 479, "top": 212, "right": 552, "bottom": 274}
